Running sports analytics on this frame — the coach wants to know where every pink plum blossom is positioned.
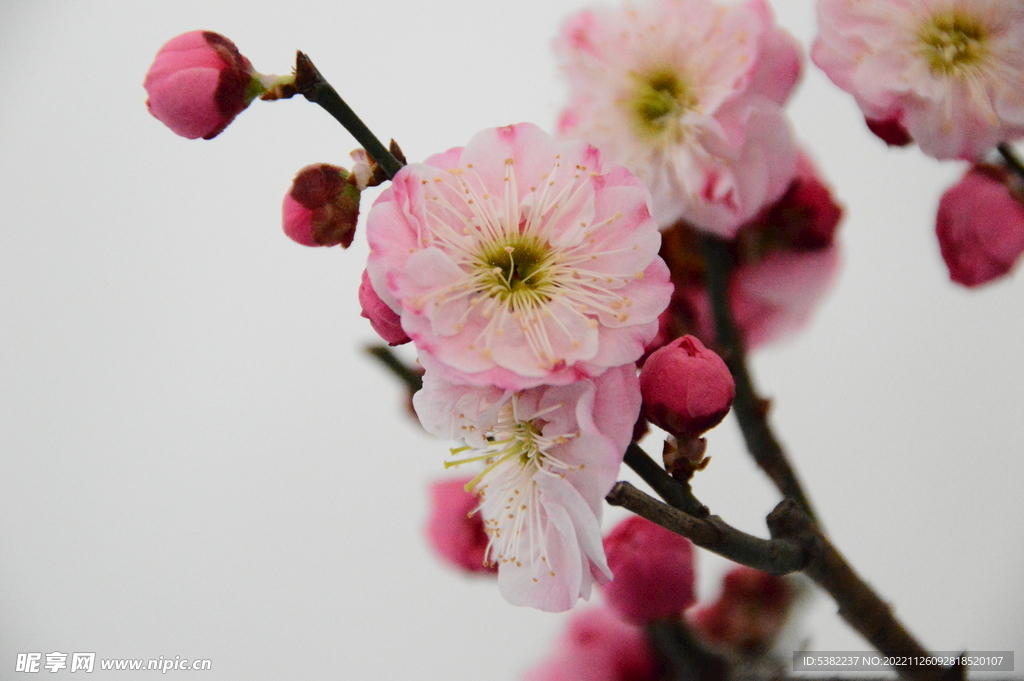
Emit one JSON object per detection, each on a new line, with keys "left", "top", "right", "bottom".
{"left": 935, "top": 164, "right": 1024, "bottom": 286}
{"left": 555, "top": 0, "right": 801, "bottom": 236}
{"left": 812, "top": 0, "right": 1024, "bottom": 160}
{"left": 640, "top": 335, "right": 734, "bottom": 439}
{"left": 359, "top": 270, "right": 411, "bottom": 346}
{"left": 523, "top": 607, "right": 659, "bottom": 681}
{"left": 282, "top": 164, "right": 361, "bottom": 248}
{"left": 144, "top": 31, "right": 262, "bottom": 140}
{"left": 366, "top": 123, "right": 671, "bottom": 391}
{"left": 425, "top": 476, "right": 497, "bottom": 575}
{"left": 413, "top": 364, "right": 641, "bottom": 612}
{"left": 601, "top": 515, "right": 696, "bottom": 624}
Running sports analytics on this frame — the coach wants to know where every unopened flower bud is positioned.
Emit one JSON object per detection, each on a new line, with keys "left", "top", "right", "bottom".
{"left": 601, "top": 515, "right": 695, "bottom": 624}
{"left": 358, "top": 270, "right": 410, "bottom": 346}
{"left": 936, "top": 164, "right": 1024, "bottom": 287}
{"left": 640, "top": 335, "right": 735, "bottom": 438}
{"left": 282, "top": 164, "right": 361, "bottom": 248}
{"left": 144, "top": 31, "right": 265, "bottom": 140}
{"left": 425, "top": 477, "right": 496, "bottom": 575}
{"left": 691, "top": 566, "right": 793, "bottom": 654}
{"left": 734, "top": 152, "right": 843, "bottom": 259}
{"left": 865, "top": 116, "right": 912, "bottom": 147}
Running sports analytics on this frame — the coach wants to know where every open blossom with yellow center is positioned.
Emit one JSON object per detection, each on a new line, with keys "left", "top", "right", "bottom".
{"left": 366, "top": 123, "right": 671, "bottom": 390}
{"left": 554, "top": 0, "right": 803, "bottom": 237}
{"left": 413, "top": 364, "right": 640, "bottom": 612}
{"left": 813, "top": 0, "right": 1024, "bottom": 160}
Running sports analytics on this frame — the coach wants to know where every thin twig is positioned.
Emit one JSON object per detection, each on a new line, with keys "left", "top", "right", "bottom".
{"left": 607, "top": 480, "right": 950, "bottom": 681}
{"left": 293, "top": 52, "right": 405, "bottom": 180}
{"left": 997, "top": 142, "right": 1024, "bottom": 184}
{"left": 767, "top": 501, "right": 940, "bottom": 681}
{"left": 364, "top": 345, "right": 422, "bottom": 393}
{"left": 699, "top": 233, "right": 817, "bottom": 521}
{"left": 606, "top": 481, "right": 805, "bottom": 575}
{"left": 646, "top": 618, "right": 728, "bottom": 681}
{"left": 623, "top": 443, "right": 707, "bottom": 517}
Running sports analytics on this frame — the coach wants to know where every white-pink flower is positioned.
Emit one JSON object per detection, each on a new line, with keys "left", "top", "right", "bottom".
{"left": 554, "top": 0, "right": 801, "bottom": 237}
{"left": 366, "top": 123, "right": 671, "bottom": 391}
{"left": 413, "top": 364, "right": 641, "bottom": 612}
{"left": 813, "top": 0, "right": 1024, "bottom": 160}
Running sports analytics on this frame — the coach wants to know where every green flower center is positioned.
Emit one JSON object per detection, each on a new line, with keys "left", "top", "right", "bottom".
{"left": 918, "top": 11, "right": 988, "bottom": 75}
{"left": 477, "top": 234, "right": 553, "bottom": 304}
{"left": 486, "top": 418, "right": 545, "bottom": 466}
{"left": 627, "top": 68, "right": 696, "bottom": 138}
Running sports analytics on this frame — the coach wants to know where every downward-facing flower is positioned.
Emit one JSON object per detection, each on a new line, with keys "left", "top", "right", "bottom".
{"left": 413, "top": 364, "right": 641, "bottom": 612}
{"left": 366, "top": 123, "right": 671, "bottom": 390}
{"left": 813, "top": 0, "right": 1024, "bottom": 160}
{"left": 555, "top": 0, "right": 800, "bottom": 237}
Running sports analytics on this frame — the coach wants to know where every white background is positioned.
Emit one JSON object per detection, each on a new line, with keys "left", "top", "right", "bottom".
{"left": 1, "top": 1, "right": 1022, "bottom": 679}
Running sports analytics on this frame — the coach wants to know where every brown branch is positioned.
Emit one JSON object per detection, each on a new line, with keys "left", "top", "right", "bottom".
{"left": 610, "top": 442, "right": 957, "bottom": 681}
{"left": 699, "top": 233, "right": 817, "bottom": 520}
{"left": 767, "top": 500, "right": 944, "bottom": 681}
{"left": 623, "top": 442, "right": 707, "bottom": 517}
{"left": 997, "top": 142, "right": 1024, "bottom": 184}
{"left": 646, "top": 618, "right": 728, "bottom": 681}
{"left": 606, "top": 481, "right": 805, "bottom": 575}
{"left": 364, "top": 345, "right": 422, "bottom": 393}
{"left": 293, "top": 52, "right": 405, "bottom": 180}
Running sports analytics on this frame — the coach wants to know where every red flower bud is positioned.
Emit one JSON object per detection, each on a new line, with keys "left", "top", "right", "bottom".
{"left": 691, "top": 566, "right": 793, "bottom": 654}
{"left": 144, "top": 31, "right": 259, "bottom": 140}
{"left": 283, "top": 164, "right": 361, "bottom": 248}
{"left": 865, "top": 115, "right": 912, "bottom": 147}
{"left": 358, "top": 270, "right": 410, "bottom": 346}
{"left": 766, "top": 154, "right": 843, "bottom": 251}
{"left": 601, "top": 515, "right": 696, "bottom": 624}
{"left": 424, "top": 477, "right": 495, "bottom": 575}
{"left": 639, "top": 335, "right": 735, "bottom": 438}
{"left": 936, "top": 164, "right": 1024, "bottom": 287}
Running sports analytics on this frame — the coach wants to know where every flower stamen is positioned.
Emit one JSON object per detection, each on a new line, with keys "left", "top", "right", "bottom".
{"left": 917, "top": 10, "right": 989, "bottom": 76}
{"left": 413, "top": 158, "right": 646, "bottom": 370}
{"left": 444, "top": 398, "right": 580, "bottom": 571}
